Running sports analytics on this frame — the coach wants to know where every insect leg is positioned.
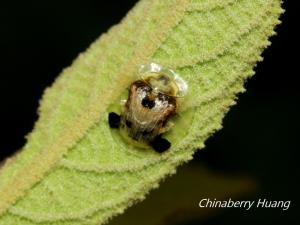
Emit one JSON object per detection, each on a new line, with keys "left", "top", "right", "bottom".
{"left": 150, "top": 135, "right": 171, "bottom": 153}
{"left": 108, "top": 112, "right": 121, "bottom": 128}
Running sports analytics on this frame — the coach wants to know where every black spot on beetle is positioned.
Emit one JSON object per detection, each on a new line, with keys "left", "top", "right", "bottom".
{"left": 150, "top": 135, "right": 171, "bottom": 153}
{"left": 108, "top": 112, "right": 120, "bottom": 128}
{"left": 141, "top": 96, "right": 155, "bottom": 109}
{"left": 125, "top": 120, "right": 132, "bottom": 128}
{"left": 142, "top": 130, "right": 151, "bottom": 136}
{"left": 158, "top": 93, "right": 167, "bottom": 101}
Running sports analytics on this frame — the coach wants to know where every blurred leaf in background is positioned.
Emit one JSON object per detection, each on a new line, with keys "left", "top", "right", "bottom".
{"left": 108, "top": 163, "right": 257, "bottom": 225}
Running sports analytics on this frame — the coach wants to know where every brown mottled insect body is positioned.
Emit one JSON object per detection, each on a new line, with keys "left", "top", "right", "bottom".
{"left": 121, "top": 80, "right": 176, "bottom": 143}
{"left": 108, "top": 63, "right": 188, "bottom": 153}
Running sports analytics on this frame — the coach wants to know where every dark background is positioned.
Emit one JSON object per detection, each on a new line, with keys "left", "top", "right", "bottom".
{"left": 0, "top": 1, "right": 298, "bottom": 224}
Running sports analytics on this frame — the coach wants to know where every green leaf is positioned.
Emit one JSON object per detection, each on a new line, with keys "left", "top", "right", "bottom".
{"left": 0, "top": 0, "right": 282, "bottom": 224}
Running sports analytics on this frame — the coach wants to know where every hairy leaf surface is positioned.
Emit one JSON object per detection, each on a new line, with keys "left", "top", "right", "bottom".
{"left": 0, "top": 0, "right": 282, "bottom": 224}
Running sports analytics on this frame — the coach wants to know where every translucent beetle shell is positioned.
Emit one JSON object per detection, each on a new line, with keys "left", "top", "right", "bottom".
{"left": 109, "top": 63, "right": 188, "bottom": 152}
